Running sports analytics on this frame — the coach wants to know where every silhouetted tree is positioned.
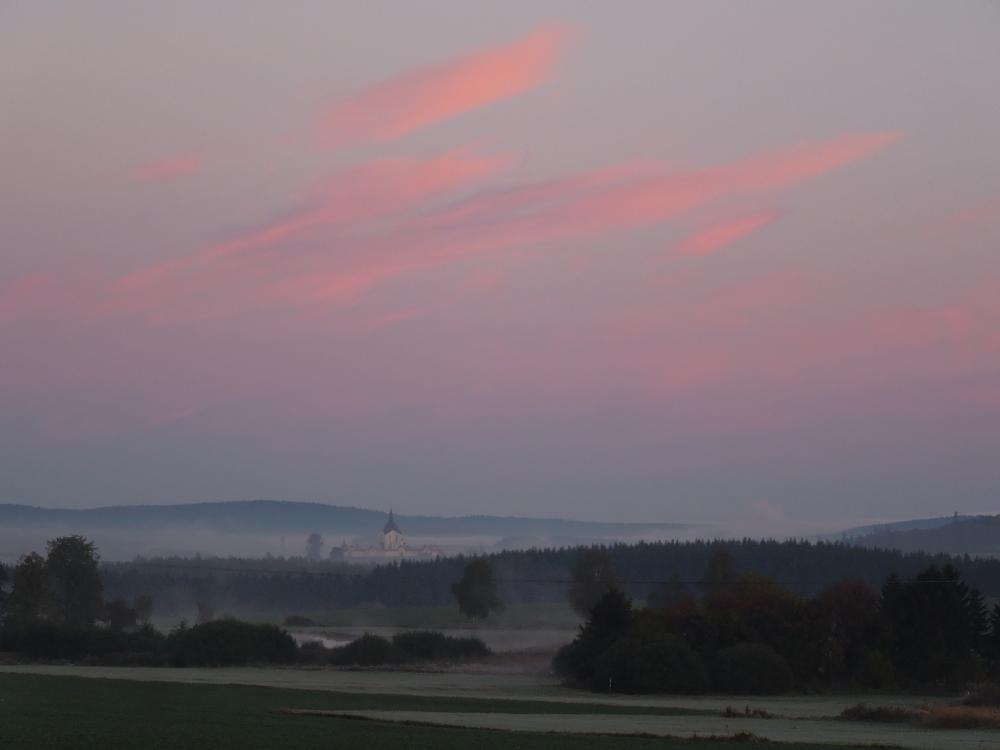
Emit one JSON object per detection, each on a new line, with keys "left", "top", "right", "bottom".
{"left": 134, "top": 593, "right": 154, "bottom": 624}
{"left": 554, "top": 587, "right": 633, "bottom": 686}
{"left": 43, "top": 536, "right": 103, "bottom": 628}
{"left": 814, "top": 579, "right": 887, "bottom": 681}
{"left": 104, "top": 599, "right": 139, "bottom": 632}
{"left": 568, "top": 549, "right": 620, "bottom": 616}
{"left": 986, "top": 603, "right": 1000, "bottom": 662}
{"left": 882, "top": 565, "right": 988, "bottom": 683}
{"left": 305, "top": 533, "right": 324, "bottom": 561}
{"left": 8, "top": 552, "right": 48, "bottom": 623}
{"left": 0, "top": 565, "right": 8, "bottom": 617}
{"left": 451, "top": 557, "right": 503, "bottom": 619}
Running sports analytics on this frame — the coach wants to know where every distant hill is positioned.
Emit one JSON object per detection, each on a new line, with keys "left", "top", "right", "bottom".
{"left": 834, "top": 515, "right": 972, "bottom": 539}
{"left": 849, "top": 514, "right": 1000, "bottom": 557}
{"left": 0, "top": 500, "right": 687, "bottom": 560}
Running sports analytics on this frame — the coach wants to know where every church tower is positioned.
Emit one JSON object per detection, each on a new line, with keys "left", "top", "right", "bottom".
{"left": 381, "top": 510, "right": 404, "bottom": 551}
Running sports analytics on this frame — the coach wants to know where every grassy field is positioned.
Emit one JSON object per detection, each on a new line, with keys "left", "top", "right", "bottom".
{"left": 0, "top": 673, "right": 849, "bottom": 750}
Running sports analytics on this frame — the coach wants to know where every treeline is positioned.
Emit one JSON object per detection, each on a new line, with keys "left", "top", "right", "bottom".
{"left": 94, "top": 539, "right": 1000, "bottom": 617}
{"left": 0, "top": 535, "right": 490, "bottom": 667}
{"left": 0, "top": 535, "right": 298, "bottom": 665}
{"left": 556, "top": 558, "right": 1000, "bottom": 694}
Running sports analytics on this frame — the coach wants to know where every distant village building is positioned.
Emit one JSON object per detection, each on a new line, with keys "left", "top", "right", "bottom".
{"left": 331, "top": 510, "right": 441, "bottom": 564}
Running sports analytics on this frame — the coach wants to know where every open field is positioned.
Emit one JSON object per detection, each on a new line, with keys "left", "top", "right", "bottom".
{"left": 2, "top": 666, "right": 997, "bottom": 749}
{"left": 0, "top": 672, "right": 848, "bottom": 750}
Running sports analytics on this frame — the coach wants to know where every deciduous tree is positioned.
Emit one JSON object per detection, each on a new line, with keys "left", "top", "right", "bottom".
{"left": 451, "top": 557, "right": 503, "bottom": 620}
{"left": 43, "top": 536, "right": 103, "bottom": 627}
{"left": 9, "top": 552, "right": 48, "bottom": 623}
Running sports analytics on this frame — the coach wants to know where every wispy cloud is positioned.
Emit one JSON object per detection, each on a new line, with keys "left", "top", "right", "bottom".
{"left": 314, "top": 24, "right": 574, "bottom": 149}
{"left": 102, "top": 132, "right": 897, "bottom": 324}
{"left": 129, "top": 151, "right": 203, "bottom": 182}
{"left": 112, "top": 147, "right": 512, "bottom": 306}
{"left": 676, "top": 211, "right": 779, "bottom": 256}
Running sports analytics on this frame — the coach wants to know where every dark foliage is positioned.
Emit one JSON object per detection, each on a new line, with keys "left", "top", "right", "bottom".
{"left": 594, "top": 632, "right": 709, "bottom": 694}
{"left": 328, "top": 633, "right": 404, "bottom": 666}
{"left": 392, "top": 630, "right": 491, "bottom": 661}
{"left": 554, "top": 562, "right": 1000, "bottom": 694}
{"left": 43, "top": 536, "right": 104, "bottom": 628}
{"left": 713, "top": 643, "right": 794, "bottom": 694}
{"left": 451, "top": 557, "right": 503, "bottom": 619}
{"left": 553, "top": 588, "right": 633, "bottom": 686}
{"left": 881, "top": 565, "right": 989, "bottom": 684}
{"left": 0, "top": 564, "right": 8, "bottom": 617}
{"left": 7, "top": 552, "right": 47, "bottom": 624}
{"left": 102, "top": 600, "right": 139, "bottom": 632}
{"left": 166, "top": 619, "right": 297, "bottom": 666}
{"left": 0, "top": 621, "right": 165, "bottom": 661}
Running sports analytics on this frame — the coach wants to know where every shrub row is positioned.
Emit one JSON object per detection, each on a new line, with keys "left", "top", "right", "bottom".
{"left": 0, "top": 619, "right": 296, "bottom": 667}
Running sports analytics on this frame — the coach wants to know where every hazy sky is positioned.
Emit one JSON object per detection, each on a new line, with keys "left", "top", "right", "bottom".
{"left": 2, "top": 1, "right": 999, "bottom": 529}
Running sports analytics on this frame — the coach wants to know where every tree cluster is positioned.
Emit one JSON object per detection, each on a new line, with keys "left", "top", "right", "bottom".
{"left": 555, "top": 552, "right": 1000, "bottom": 694}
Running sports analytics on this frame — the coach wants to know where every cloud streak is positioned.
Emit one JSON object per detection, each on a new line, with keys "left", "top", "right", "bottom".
{"left": 104, "top": 132, "right": 897, "bottom": 323}
{"left": 314, "top": 24, "right": 574, "bottom": 149}
{"left": 129, "top": 151, "right": 203, "bottom": 182}
{"left": 676, "top": 211, "right": 779, "bottom": 256}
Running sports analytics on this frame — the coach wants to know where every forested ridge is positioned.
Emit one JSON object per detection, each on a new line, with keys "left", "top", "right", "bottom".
{"left": 92, "top": 538, "right": 1000, "bottom": 617}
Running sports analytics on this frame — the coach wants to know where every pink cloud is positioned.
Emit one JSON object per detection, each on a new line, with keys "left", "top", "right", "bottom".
{"left": 111, "top": 147, "right": 512, "bottom": 310}
{"left": 208, "top": 148, "right": 514, "bottom": 261}
{"left": 555, "top": 133, "right": 899, "bottom": 232}
{"left": 676, "top": 210, "right": 779, "bottom": 256}
{"left": 314, "top": 24, "right": 574, "bottom": 149}
{"left": 59, "top": 131, "right": 897, "bottom": 328}
{"left": 129, "top": 151, "right": 203, "bottom": 182}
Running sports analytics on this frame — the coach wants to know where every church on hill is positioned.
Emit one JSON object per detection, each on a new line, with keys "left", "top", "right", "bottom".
{"left": 331, "top": 510, "right": 442, "bottom": 564}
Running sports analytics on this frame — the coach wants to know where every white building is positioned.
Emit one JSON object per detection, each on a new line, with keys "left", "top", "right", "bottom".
{"left": 332, "top": 511, "right": 441, "bottom": 564}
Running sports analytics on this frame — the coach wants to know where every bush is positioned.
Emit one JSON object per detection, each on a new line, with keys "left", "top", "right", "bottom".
{"left": 855, "top": 649, "right": 894, "bottom": 689}
{"left": 392, "top": 631, "right": 490, "bottom": 661}
{"left": 295, "top": 639, "right": 330, "bottom": 665}
{"left": 328, "top": 634, "right": 404, "bottom": 666}
{"left": 166, "top": 619, "right": 296, "bottom": 666}
{"left": 0, "top": 622, "right": 166, "bottom": 661}
{"left": 593, "top": 633, "right": 709, "bottom": 694}
{"left": 713, "top": 643, "right": 793, "bottom": 694}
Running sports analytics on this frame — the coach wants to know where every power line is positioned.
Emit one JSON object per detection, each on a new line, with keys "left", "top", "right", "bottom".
{"left": 93, "top": 560, "right": 968, "bottom": 586}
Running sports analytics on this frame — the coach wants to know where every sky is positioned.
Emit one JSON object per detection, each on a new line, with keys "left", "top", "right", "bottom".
{"left": 2, "top": 1, "right": 999, "bottom": 530}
